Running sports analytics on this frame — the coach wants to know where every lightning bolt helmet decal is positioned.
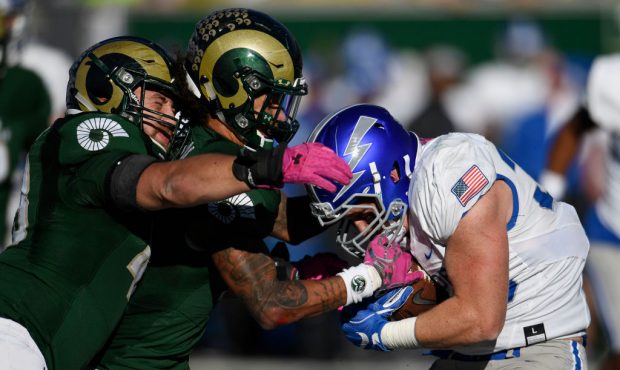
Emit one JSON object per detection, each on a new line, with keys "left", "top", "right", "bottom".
{"left": 333, "top": 115, "right": 377, "bottom": 203}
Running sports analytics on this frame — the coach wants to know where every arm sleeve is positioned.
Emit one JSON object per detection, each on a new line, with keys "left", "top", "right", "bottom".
{"left": 108, "top": 154, "right": 158, "bottom": 212}
{"left": 411, "top": 134, "right": 497, "bottom": 243}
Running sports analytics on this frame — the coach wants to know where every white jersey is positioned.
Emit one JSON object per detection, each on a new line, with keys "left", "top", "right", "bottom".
{"left": 587, "top": 54, "right": 620, "bottom": 238}
{"left": 407, "top": 133, "right": 590, "bottom": 355}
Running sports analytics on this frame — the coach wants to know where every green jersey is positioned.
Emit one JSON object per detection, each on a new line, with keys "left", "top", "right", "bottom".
{"left": 97, "top": 125, "right": 281, "bottom": 370}
{"left": 0, "top": 65, "right": 51, "bottom": 244}
{"left": 0, "top": 112, "right": 154, "bottom": 370}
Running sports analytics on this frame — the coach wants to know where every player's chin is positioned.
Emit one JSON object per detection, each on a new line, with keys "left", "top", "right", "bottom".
{"left": 148, "top": 132, "right": 170, "bottom": 151}
{"left": 157, "top": 132, "right": 171, "bottom": 147}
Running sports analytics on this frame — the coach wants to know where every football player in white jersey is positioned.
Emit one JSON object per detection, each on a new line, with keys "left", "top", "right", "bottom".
{"left": 542, "top": 54, "right": 620, "bottom": 370}
{"left": 308, "top": 104, "right": 590, "bottom": 369}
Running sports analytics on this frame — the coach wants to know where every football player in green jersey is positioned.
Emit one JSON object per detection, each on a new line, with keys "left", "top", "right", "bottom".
{"left": 0, "top": 1, "right": 51, "bottom": 248}
{"left": 0, "top": 34, "right": 352, "bottom": 370}
{"left": 95, "top": 9, "right": 418, "bottom": 370}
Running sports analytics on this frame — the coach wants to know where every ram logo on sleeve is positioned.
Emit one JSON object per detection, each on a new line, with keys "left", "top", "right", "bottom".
{"left": 76, "top": 118, "right": 129, "bottom": 151}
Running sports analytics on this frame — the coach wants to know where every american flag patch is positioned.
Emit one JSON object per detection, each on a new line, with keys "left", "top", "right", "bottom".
{"left": 451, "top": 165, "right": 489, "bottom": 206}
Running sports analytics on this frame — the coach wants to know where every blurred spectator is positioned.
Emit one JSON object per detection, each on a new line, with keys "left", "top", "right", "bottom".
{"left": 6, "top": 0, "right": 71, "bottom": 121}
{"left": 444, "top": 17, "right": 584, "bottom": 189}
{"left": 542, "top": 55, "right": 620, "bottom": 370}
{"left": 446, "top": 18, "right": 553, "bottom": 142}
{"left": 319, "top": 27, "right": 426, "bottom": 124}
{"left": 0, "top": 0, "right": 50, "bottom": 248}
{"left": 296, "top": 51, "right": 329, "bottom": 144}
{"left": 81, "top": 4, "right": 129, "bottom": 52}
{"left": 406, "top": 45, "right": 466, "bottom": 138}
{"left": 498, "top": 48, "right": 582, "bottom": 181}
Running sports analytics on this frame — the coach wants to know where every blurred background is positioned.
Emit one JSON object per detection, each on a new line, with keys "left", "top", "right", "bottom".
{"left": 12, "top": 0, "right": 620, "bottom": 368}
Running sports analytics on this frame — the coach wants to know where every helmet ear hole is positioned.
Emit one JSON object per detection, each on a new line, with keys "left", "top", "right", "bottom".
{"left": 391, "top": 162, "right": 402, "bottom": 183}
{"left": 85, "top": 61, "right": 113, "bottom": 105}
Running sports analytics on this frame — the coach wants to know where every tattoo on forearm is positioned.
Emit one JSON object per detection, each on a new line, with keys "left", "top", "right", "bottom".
{"left": 272, "top": 280, "right": 308, "bottom": 308}
{"left": 213, "top": 247, "right": 346, "bottom": 326}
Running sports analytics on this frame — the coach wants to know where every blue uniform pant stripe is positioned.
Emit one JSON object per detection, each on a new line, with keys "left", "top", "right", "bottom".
{"left": 571, "top": 340, "right": 582, "bottom": 370}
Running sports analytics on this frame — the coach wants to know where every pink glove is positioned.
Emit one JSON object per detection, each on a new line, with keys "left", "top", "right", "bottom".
{"left": 364, "top": 234, "right": 424, "bottom": 291}
{"left": 282, "top": 143, "right": 352, "bottom": 192}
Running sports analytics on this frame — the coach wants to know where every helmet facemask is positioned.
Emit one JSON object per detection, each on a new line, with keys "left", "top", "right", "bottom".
{"left": 310, "top": 178, "right": 409, "bottom": 259}
{"left": 227, "top": 67, "right": 306, "bottom": 144}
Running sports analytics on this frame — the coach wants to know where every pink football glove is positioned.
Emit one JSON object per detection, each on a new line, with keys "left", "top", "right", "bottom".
{"left": 282, "top": 143, "right": 352, "bottom": 192}
{"left": 364, "top": 234, "right": 424, "bottom": 291}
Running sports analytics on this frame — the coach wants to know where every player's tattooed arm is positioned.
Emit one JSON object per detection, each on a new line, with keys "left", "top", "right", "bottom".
{"left": 212, "top": 247, "right": 347, "bottom": 329}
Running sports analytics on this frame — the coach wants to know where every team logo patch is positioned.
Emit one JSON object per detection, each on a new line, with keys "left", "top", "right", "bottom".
{"left": 76, "top": 118, "right": 129, "bottom": 151}
{"left": 451, "top": 165, "right": 489, "bottom": 206}
{"left": 351, "top": 275, "right": 367, "bottom": 293}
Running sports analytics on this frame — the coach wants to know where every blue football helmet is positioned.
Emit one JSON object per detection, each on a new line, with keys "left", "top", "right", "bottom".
{"left": 306, "top": 104, "right": 419, "bottom": 258}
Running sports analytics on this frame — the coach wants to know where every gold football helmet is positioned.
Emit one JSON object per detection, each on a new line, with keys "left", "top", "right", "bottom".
{"left": 186, "top": 8, "right": 308, "bottom": 148}
{"left": 67, "top": 37, "right": 191, "bottom": 153}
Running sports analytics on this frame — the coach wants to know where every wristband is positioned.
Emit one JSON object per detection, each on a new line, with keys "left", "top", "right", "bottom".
{"left": 381, "top": 317, "right": 419, "bottom": 349}
{"left": 337, "top": 264, "right": 381, "bottom": 306}
{"left": 232, "top": 146, "right": 285, "bottom": 188}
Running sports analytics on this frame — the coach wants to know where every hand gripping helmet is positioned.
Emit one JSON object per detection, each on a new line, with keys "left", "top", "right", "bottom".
{"left": 306, "top": 104, "right": 419, "bottom": 258}
{"left": 66, "top": 36, "right": 190, "bottom": 158}
{"left": 186, "top": 8, "right": 308, "bottom": 148}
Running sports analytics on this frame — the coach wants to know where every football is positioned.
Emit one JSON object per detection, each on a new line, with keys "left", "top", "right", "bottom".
{"left": 390, "top": 274, "right": 439, "bottom": 321}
